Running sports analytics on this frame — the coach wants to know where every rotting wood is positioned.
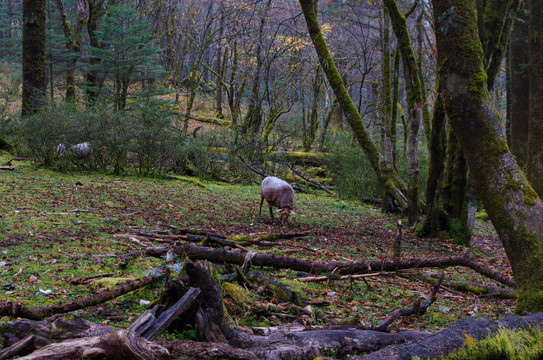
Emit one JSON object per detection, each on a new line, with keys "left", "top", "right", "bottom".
{"left": 13, "top": 321, "right": 169, "bottom": 360}
{"left": 146, "top": 244, "right": 515, "bottom": 287}
{"left": 295, "top": 270, "right": 411, "bottom": 283}
{"left": 140, "top": 287, "right": 201, "bottom": 340}
{"left": 0, "top": 335, "right": 34, "bottom": 360}
{"left": 0, "top": 275, "right": 160, "bottom": 320}
{"left": 354, "top": 313, "right": 543, "bottom": 360}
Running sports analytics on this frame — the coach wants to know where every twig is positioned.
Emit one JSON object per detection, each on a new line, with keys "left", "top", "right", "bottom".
{"left": 71, "top": 272, "right": 115, "bottom": 285}
{"left": 375, "top": 273, "right": 443, "bottom": 331}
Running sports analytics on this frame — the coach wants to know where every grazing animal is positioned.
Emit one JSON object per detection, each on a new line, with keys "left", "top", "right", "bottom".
{"left": 57, "top": 142, "right": 92, "bottom": 159}
{"left": 259, "top": 176, "right": 295, "bottom": 224}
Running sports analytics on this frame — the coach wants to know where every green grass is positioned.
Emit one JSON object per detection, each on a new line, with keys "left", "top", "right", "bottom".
{"left": 0, "top": 153, "right": 514, "bottom": 337}
{"left": 439, "top": 327, "right": 543, "bottom": 360}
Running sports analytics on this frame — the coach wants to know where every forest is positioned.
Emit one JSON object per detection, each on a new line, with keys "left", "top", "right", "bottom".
{"left": 1, "top": 0, "right": 543, "bottom": 359}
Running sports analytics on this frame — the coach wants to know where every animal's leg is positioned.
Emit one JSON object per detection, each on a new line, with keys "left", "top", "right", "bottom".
{"left": 269, "top": 205, "right": 274, "bottom": 222}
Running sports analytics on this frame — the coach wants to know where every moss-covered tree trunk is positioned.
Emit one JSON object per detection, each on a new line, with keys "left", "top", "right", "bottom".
{"left": 382, "top": 5, "right": 395, "bottom": 212}
{"left": 433, "top": 0, "right": 543, "bottom": 313}
{"left": 22, "top": 0, "right": 46, "bottom": 117}
{"left": 55, "top": 0, "right": 84, "bottom": 103}
{"left": 478, "top": 0, "right": 520, "bottom": 91}
{"left": 299, "top": 0, "right": 409, "bottom": 211}
{"left": 384, "top": 0, "right": 427, "bottom": 224}
{"left": 509, "top": 4, "right": 529, "bottom": 169}
{"left": 416, "top": 87, "right": 447, "bottom": 237}
{"left": 527, "top": 0, "right": 543, "bottom": 198}
{"left": 86, "top": 0, "right": 104, "bottom": 105}
{"left": 304, "top": 65, "right": 322, "bottom": 152}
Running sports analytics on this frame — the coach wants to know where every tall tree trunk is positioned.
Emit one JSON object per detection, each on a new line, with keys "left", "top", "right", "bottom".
{"left": 304, "top": 66, "right": 322, "bottom": 152}
{"left": 416, "top": 87, "right": 447, "bottom": 237}
{"left": 384, "top": 0, "right": 427, "bottom": 224}
{"left": 479, "top": 0, "right": 520, "bottom": 91}
{"left": 55, "top": 0, "right": 85, "bottom": 103}
{"left": 242, "top": 0, "right": 272, "bottom": 135}
{"left": 527, "top": 0, "right": 543, "bottom": 198}
{"left": 299, "top": 0, "right": 410, "bottom": 211}
{"left": 433, "top": 0, "right": 543, "bottom": 313}
{"left": 215, "top": 5, "right": 225, "bottom": 118}
{"left": 22, "top": 0, "right": 46, "bottom": 117}
{"left": 86, "top": 0, "right": 104, "bottom": 105}
{"left": 382, "top": 5, "right": 395, "bottom": 212}
{"left": 509, "top": 5, "right": 529, "bottom": 169}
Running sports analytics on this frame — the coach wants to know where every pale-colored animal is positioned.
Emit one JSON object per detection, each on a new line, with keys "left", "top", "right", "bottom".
{"left": 259, "top": 176, "right": 295, "bottom": 224}
{"left": 57, "top": 142, "right": 92, "bottom": 159}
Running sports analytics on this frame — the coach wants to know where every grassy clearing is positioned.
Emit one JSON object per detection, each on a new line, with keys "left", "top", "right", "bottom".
{"left": 0, "top": 153, "right": 514, "bottom": 338}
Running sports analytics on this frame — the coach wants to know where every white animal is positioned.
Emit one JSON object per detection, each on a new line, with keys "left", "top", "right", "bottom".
{"left": 57, "top": 142, "right": 92, "bottom": 159}
{"left": 259, "top": 176, "right": 295, "bottom": 224}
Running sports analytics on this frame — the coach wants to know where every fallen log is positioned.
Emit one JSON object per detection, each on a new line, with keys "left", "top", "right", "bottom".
{"left": 354, "top": 312, "right": 543, "bottom": 360}
{"left": 0, "top": 275, "right": 160, "bottom": 320}
{"left": 145, "top": 244, "right": 515, "bottom": 287}
{"left": 0, "top": 335, "right": 34, "bottom": 360}
{"left": 407, "top": 272, "right": 517, "bottom": 299}
{"left": 13, "top": 319, "right": 169, "bottom": 360}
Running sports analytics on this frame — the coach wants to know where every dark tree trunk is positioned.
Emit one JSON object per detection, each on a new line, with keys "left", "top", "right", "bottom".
{"left": 433, "top": 0, "right": 543, "bottom": 313}
{"left": 509, "top": 4, "right": 529, "bottom": 169}
{"left": 22, "top": 0, "right": 46, "bottom": 117}
{"left": 416, "top": 88, "right": 447, "bottom": 237}
{"left": 527, "top": 0, "right": 543, "bottom": 198}
{"left": 242, "top": 0, "right": 271, "bottom": 135}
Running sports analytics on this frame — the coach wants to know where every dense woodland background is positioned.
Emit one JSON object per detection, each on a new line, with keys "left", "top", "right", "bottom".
{"left": 3, "top": 0, "right": 543, "bottom": 359}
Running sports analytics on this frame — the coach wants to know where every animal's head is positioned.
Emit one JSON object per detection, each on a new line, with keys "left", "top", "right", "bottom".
{"left": 280, "top": 207, "right": 291, "bottom": 224}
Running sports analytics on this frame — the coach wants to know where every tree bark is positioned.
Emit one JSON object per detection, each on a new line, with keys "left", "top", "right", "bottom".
{"left": 354, "top": 312, "right": 543, "bottom": 360}
{"left": 527, "top": 0, "right": 543, "bottom": 198}
{"left": 433, "top": 0, "right": 543, "bottom": 313}
{"left": 509, "top": 4, "right": 529, "bottom": 169}
{"left": 146, "top": 244, "right": 515, "bottom": 288}
{"left": 22, "top": 0, "right": 46, "bottom": 117}
{"left": 298, "top": 0, "right": 410, "bottom": 212}
{"left": 384, "top": 0, "right": 429, "bottom": 223}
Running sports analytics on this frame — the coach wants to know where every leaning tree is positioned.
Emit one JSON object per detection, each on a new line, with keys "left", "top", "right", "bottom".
{"left": 433, "top": 0, "right": 543, "bottom": 313}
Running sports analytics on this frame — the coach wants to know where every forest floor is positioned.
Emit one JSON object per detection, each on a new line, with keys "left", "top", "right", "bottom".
{"left": 0, "top": 154, "right": 514, "bottom": 345}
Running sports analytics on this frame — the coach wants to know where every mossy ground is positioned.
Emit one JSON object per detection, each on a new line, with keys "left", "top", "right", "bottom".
{"left": 0, "top": 153, "right": 514, "bottom": 342}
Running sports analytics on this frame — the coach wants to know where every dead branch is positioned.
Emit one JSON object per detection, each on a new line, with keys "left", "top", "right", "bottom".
{"left": 0, "top": 335, "right": 34, "bottom": 360}
{"left": 145, "top": 244, "right": 515, "bottom": 287}
{"left": 14, "top": 322, "right": 169, "bottom": 360}
{"left": 406, "top": 272, "right": 517, "bottom": 299}
{"left": 375, "top": 273, "right": 443, "bottom": 332}
{"left": 295, "top": 271, "right": 408, "bottom": 283}
{"left": 71, "top": 272, "right": 115, "bottom": 285}
{"left": 0, "top": 275, "right": 160, "bottom": 320}
{"left": 288, "top": 165, "right": 334, "bottom": 195}
{"left": 138, "top": 287, "right": 201, "bottom": 340}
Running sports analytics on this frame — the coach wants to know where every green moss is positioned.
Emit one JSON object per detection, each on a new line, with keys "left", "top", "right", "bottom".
{"left": 441, "top": 327, "right": 543, "bottom": 360}
{"left": 88, "top": 276, "right": 137, "bottom": 291}
{"left": 476, "top": 211, "right": 489, "bottom": 221}
{"left": 223, "top": 282, "right": 252, "bottom": 307}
